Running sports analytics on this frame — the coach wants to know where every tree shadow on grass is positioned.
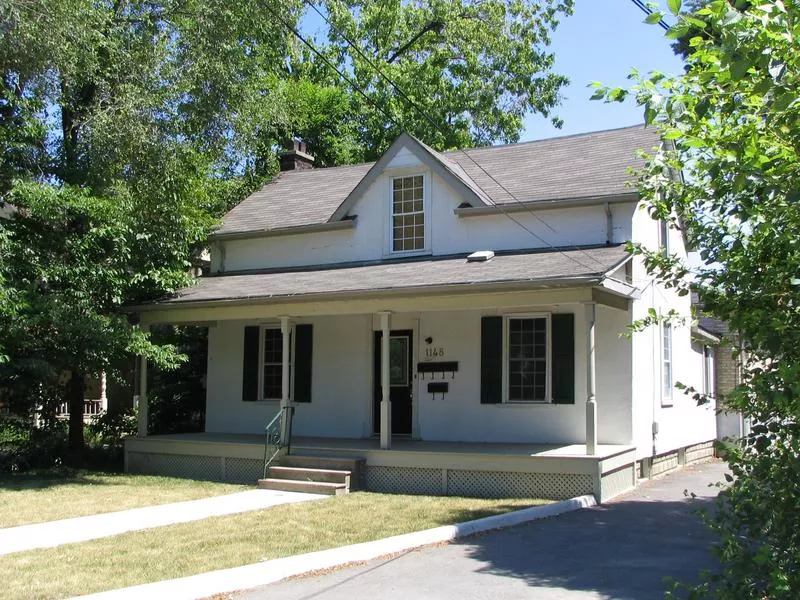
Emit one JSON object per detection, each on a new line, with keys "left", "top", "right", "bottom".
{"left": 0, "top": 470, "right": 121, "bottom": 491}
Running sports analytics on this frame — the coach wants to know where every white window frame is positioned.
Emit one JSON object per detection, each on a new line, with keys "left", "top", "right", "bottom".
{"left": 502, "top": 313, "right": 552, "bottom": 404}
{"left": 386, "top": 171, "right": 431, "bottom": 256}
{"left": 661, "top": 322, "right": 673, "bottom": 407}
{"left": 258, "top": 324, "right": 293, "bottom": 402}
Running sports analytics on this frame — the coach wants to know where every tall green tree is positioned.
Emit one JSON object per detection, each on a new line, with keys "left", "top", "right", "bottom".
{"left": 307, "top": 0, "right": 574, "bottom": 159}
{"left": 0, "top": 0, "right": 307, "bottom": 448}
{"left": 596, "top": 1, "right": 800, "bottom": 597}
{"left": 1, "top": 0, "right": 575, "bottom": 450}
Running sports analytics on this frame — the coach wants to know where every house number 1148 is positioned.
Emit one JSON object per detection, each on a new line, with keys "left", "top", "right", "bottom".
{"left": 425, "top": 347, "right": 445, "bottom": 359}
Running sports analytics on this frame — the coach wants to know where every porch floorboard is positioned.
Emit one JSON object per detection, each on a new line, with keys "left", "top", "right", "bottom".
{"left": 138, "top": 432, "right": 632, "bottom": 460}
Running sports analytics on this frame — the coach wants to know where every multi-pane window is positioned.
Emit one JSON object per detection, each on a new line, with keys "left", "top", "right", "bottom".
{"left": 507, "top": 317, "right": 548, "bottom": 402}
{"left": 662, "top": 323, "right": 673, "bottom": 404}
{"left": 392, "top": 175, "right": 425, "bottom": 252}
{"left": 262, "top": 328, "right": 290, "bottom": 400}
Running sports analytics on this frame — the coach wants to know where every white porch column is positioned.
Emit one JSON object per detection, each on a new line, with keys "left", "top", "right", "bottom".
{"left": 585, "top": 303, "right": 597, "bottom": 456}
{"left": 136, "top": 325, "right": 149, "bottom": 437}
{"left": 379, "top": 311, "right": 392, "bottom": 450}
{"left": 99, "top": 371, "right": 108, "bottom": 412}
{"left": 280, "top": 316, "right": 292, "bottom": 443}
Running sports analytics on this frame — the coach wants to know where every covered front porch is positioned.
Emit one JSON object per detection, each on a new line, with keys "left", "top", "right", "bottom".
{"left": 126, "top": 246, "right": 640, "bottom": 501}
{"left": 125, "top": 433, "right": 637, "bottom": 502}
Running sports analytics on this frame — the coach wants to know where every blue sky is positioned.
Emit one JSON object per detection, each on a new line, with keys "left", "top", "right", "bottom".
{"left": 523, "top": 0, "right": 684, "bottom": 141}
{"left": 301, "top": 1, "right": 685, "bottom": 143}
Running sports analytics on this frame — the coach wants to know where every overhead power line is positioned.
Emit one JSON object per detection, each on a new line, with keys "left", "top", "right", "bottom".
{"left": 263, "top": 0, "right": 620, "bottom": 272}
{"left": 630, "top": 0, "right": 671, "bottom": 31}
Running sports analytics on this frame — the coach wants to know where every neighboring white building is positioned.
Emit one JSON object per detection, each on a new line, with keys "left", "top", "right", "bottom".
{"left": 126, "top": 126, "right": 718, "bottom": 501}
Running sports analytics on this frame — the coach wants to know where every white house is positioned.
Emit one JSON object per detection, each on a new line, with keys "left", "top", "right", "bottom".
{"left": 126, "top": 125, "right": 718, "bottom": 501}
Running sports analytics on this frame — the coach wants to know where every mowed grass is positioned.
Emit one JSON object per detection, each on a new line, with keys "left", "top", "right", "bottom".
{"left": 0, "top": 492, "right": 547, "bottom": 600}
{"left": 0, "top": 472, "right": 247, "bottom": 527}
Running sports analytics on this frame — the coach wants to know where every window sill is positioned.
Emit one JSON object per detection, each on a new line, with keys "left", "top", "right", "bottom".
{"left": 497, "top": 401, "right": 552, "bottom": 407}
{"left": 385, "top": 248, "right": 431, "bottom": 259}
{"left": 243, "top": 400, "right": 281, "bottom": 405}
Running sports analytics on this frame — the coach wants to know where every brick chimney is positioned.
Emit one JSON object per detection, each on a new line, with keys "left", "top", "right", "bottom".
{"left": 279, "top": 140, "right": 315, "bottom": 171}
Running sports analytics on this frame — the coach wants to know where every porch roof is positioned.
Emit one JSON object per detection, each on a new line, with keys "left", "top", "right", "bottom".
{"left": 138, "top": 245, "right": 632, "bottom": 310}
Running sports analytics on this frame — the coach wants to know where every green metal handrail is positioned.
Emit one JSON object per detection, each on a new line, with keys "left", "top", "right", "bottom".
{"left": 262, "top": 408, "right": 284, "bottom": 479}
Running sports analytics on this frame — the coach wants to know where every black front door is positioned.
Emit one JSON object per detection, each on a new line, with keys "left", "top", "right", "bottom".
{"left": 373, "top": 330, "right": 413, "bottom": 436}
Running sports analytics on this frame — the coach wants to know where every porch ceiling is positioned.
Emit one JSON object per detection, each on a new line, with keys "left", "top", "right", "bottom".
{"left": 137, "top": 245, "right": 631, "bottom": 314}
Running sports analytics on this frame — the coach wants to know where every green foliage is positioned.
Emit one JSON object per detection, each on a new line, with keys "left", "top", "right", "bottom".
{"left": 301, "top": 0, "right": 574, "bottom": 158}
{"left": 84, "top": 408, "right": 138, "bottom": 470}
{"left": 600, "top": 1, "right": 800, "bottom": 597}
{"left": 0, "top": 417, "right": 68, "bottom": 472}
{"left": 0, "top": 0, "right": 576, "bottom": 448}
{"left": 0, "top": 183, "right": 185, "bottom": 372}
{"left": 147, "top": 326, "right": 208, "bottom": 435}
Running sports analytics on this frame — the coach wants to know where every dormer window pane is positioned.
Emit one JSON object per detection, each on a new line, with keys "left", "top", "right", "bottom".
{"left": 392, "top": 175, "right": 425, "bottom": 252}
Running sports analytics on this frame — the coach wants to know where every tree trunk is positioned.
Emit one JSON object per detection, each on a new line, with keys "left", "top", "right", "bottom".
{"left": 67, "top": 371, "right": 85, "bottom": 451}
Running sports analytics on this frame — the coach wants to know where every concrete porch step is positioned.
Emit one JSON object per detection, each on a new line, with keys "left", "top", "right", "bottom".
{"left": 279, "top": 455, "right": 366, "bottom": 491}
{"left": 257, "top": 478, "right": 347, "bottom": 496}
{"left": 268, "top": 466, "right": 351, "bottom": 486}
{"left": 280, "top": 455, "right": 365, "bottom": 472}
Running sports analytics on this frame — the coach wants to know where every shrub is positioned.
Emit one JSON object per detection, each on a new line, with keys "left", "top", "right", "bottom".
{"left": 84, "top": 408, "right": 138, "bottom": 471}
{"left": 0, "top": 417, "right": 68, "bottom": 472}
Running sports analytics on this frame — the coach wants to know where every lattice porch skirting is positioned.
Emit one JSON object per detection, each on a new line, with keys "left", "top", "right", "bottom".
{"left": 365, "top": 465, "right": 597, "bottom": 500}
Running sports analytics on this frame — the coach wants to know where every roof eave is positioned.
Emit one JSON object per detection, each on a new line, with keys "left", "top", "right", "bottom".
{"left": 454, "top": 193, "right": 640, "bottom": 217}
{"left": 598, "top": 277, "right": 640, "bottom": 300}
{"left": 210, "top": 218, "right": 356, "bottom": 242}
{"left": 692, "top": 326, "right": 721, "bottom": 344}
{"left": 130, "top": 274, "right": 605, "bottom": 313}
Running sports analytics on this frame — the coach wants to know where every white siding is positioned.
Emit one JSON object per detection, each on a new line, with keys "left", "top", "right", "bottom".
{"left": 205, "top": 316, "right": 372, "bottom": 438}
{"left": 629, "top": 206, "right": 717, "bottom": 460}
{"left": 204, "top": 303, "right": 634, "bottom": 445}
{"left": 595, "top": 304, "right": 634, "bottom": 445}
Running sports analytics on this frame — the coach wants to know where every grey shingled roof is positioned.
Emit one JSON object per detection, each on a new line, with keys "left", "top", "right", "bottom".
{"left": 215, "top": 125, "right": 660, "bottom": 237}
{"left": 444, "top": 125, "right": 659, "bottom": 205}
{"left": 219, "top": 162, "right": 372, "bottom": 235}
{"left": 147, "top": 245, "right": 629, "bottom": 307}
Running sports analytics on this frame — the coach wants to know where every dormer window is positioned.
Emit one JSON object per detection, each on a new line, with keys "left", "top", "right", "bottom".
{"left": 392, "top": 175, "right": 426, "bottom": 252}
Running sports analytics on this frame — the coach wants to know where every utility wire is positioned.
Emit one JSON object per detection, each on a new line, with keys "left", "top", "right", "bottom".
{"left": 630, "top": 0, "right": 671, "bottom": 31}
{"left": 294, "top": 0, "right": 612, "bottom": 271}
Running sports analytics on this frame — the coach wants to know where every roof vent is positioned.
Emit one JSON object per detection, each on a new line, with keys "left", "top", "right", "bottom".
{"left": 467, "top": 250, "right": 495, "bottom": 263}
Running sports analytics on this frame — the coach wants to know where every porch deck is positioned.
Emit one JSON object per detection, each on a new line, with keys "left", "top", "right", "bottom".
{"left": 125, "top": 433, "right": 637, "bottom": 502}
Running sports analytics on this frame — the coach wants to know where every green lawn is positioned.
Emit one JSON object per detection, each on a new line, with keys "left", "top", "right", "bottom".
{"left": 0, "top": 472, "right": 247, "bottom": 527}
{"left": 0, "top": 491, "right": 547, "bottom": 600}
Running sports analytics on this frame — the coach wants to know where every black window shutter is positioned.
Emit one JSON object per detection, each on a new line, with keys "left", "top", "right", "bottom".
{"left": 481, "top": 316, "right": 503, "bottom": 404}
{"left": 294, "top": 324, "right": 313, "bottom": 403}
{"left": 551, "top": 313, "right": 575, "bottom": 404}
{"left": 242, "top": 326, "right": 260, "bottom": 402}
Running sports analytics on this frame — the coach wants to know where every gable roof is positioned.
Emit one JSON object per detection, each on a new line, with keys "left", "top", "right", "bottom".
{"left": 213, "top": 124, "right": 661, "bottom": 239}
{"left": 328, "top": 132, "right": 492, "bottom": 222}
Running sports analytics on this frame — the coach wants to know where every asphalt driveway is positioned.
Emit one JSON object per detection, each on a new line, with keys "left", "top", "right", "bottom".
{"left": 236, "top": 461, "right": 726, "bottom": 600}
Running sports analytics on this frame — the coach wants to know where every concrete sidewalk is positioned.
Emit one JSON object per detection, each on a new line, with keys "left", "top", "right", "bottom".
{"left": 0, "top": 489, "right": 325, "bottom": 556}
